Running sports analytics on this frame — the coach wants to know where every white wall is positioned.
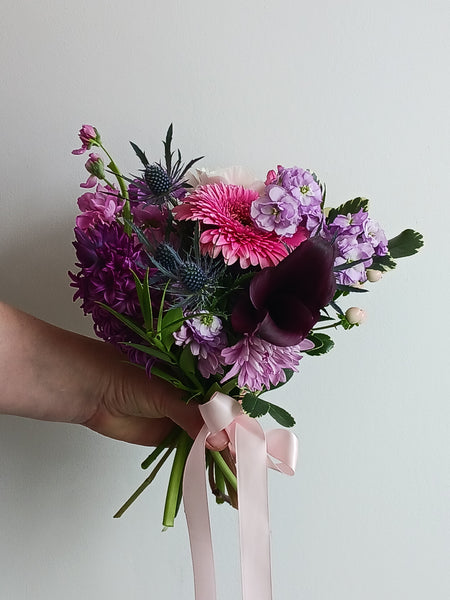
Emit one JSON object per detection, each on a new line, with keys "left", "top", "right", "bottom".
{"left": 1, "top": 1, "right": 449, "bottom": 598}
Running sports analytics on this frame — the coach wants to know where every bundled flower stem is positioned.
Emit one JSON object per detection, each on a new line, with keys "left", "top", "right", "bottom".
{"left": 71, "top": 124, "right": 423, "bottom": 524}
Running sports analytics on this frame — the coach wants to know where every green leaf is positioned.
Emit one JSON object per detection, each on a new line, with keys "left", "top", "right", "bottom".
{"left": 131, "top": 269, "right": 154, "bottom": 332}
{"left": 327, "top": 197, "right": 369, "bottom": 223}
{"left": 305, "top": 332, "right": 335, "bottom": 356}
{"left": 129, "top": 141, "right": 149, "bottom": 166}
{"left": 241, "top": 393, "right": 269, "bottom": 418}
{"left": 156, "top": 282, "right": 170, "bottom": 335}
{"left": 221, "top": 379, "right": 238, "bottom": 395}
{"left": 178, "top": 346, "right": 202, "bottom": 389}
{"left": 241, "top": 394, "right": 296, "bottom": 427}
{"left": 122, "top": 342, "right": 175, "bottom": 364}
{"left": 164, "top": 124, "right": 174, "bottom": 174}
{"left": 160, "top": 307, "right": 184, "bottom": 350}
{"left": 150, "top": 366, "right": 193, "bottom": 392}
{"left": 335, "top": 283, "right": 368, "bottom": 294}
{"left": 267, "top": 403, "right": 295, "bottom": 428}
{"left": 370, "top": 253, "right": 397, "bottom": 272}
{"left": 388, "top": 229, "right": 424, "bottom": 258}
{"left": 97, "top": 303, "right": 149, "bottom": 342}
{"left": 204, "top": 382, "right": 222, "bottom": 401}
{"left": 179, "top": 345, "right": 196, "bottom": 375}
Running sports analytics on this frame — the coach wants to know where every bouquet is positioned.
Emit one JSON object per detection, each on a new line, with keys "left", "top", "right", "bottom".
{"left": 70, "top": 124, "right": 422, "bottom": 598}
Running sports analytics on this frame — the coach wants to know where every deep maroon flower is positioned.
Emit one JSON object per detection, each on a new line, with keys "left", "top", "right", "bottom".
{"left": 231, "top": 236, "right": 336, "bottom": 346}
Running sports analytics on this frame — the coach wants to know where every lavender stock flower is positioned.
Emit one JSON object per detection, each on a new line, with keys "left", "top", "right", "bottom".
{"left": 326, "top": 209, "right": 389, "bottom": 285}
{"left": 251, "top": 185, "right": 300, "bottom": 236}
{"left": 278, "top": 166, "right": 323, "bottom": 232}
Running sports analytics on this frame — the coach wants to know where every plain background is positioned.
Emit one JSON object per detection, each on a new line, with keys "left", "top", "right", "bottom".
{"left": 1, "top": 1, "right": 449, "bottom": 599}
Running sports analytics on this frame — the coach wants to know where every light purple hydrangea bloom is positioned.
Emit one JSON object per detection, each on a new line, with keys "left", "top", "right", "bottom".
{"left": 220, "top": 334, "right": 312, "bottom": 392}
{"left": 325, "top": 209, "right": 388, "bottom": 285}
{"left": 250, "top": 184, "right": 300, "bottom": 236}
{"left": 278, "top": 166, "right": 323, "bottom": 232}
{"left": 173, "top": 313, "right": 227, "bottom": 378}
{"left": 363, "top": 217, "right": 388, "bottom": 256}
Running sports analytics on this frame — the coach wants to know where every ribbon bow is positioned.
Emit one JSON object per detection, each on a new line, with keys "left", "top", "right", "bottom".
{"left": 183, "top": 392, "right": 298, "bottom": 600}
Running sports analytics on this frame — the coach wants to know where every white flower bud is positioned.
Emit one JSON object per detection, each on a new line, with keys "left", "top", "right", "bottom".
{"left": 366, "top": 269, "right": 382, "bottom": 283}
{"left": 345, "top": 307, "right": 367, "bottom": 325}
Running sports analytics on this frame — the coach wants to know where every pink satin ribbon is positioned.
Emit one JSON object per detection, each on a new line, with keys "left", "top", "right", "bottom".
{"left": 183, "top": 392, "right": 298, "bottom": 600}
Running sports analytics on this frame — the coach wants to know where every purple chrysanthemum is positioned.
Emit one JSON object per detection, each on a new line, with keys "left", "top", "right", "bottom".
{"left": 173, "top": 313, "right": 227, "bottom": 378}
{"left": 220, "top": 334, "right": 311, "bottom": 392}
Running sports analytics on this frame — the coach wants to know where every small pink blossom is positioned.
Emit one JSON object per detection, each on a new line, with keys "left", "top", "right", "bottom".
{"left": 80, "top": 153, "right": 105, "bottom": 188}
{"left": 76, "top": 184, "right": 122, "bottom": 231}
{"left": 264, "top": 169, "right": 277, "bottom": 185}
{"left": 72, "top": 125, "right": 99, "bottom": 155}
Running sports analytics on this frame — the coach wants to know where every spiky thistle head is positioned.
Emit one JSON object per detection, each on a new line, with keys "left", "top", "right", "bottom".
{"left": 128, "top": 125, "right": 203, "bottom": 207}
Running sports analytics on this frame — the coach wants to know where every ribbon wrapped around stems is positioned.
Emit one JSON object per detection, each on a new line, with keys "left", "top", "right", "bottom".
{"left": 183, "top": 392, "right": 298, "bottom": 600}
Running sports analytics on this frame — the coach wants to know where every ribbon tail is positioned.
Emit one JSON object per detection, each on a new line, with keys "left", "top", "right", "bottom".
{"left": 183, "top": 424, "right": 217, "bottom": 600}
{"left": 236, "top": 420, "right": 273, "bottom": 600}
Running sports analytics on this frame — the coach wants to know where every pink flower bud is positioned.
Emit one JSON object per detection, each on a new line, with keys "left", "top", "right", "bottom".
{"left": 72, "top": 125, "right": 100, "bottom": 155}
{"left": 345, "top": 307, "right": 366, "bottom": 325}
{"left": 366, "top": 269, "right": 382, "bottom": 282}
{"left": 80, "top": 153, "right": 105, "bottom": 188}
{"left": 264, "top": 169, "right": 277, "bottom": 185}
{"left": 85, "top": 153, "right": 105, "bottom": 177}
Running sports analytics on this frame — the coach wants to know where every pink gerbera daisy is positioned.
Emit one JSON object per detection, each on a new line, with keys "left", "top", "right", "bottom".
{"left": 173, "top": 183, "right": 289, "bottom": 268}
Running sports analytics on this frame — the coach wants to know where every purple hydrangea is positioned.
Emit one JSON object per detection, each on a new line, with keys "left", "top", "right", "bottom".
{"left": 325, "top": 209, "right": 388, "bottom": 285}
{"left": 173, "top": 313, "right": 227, "bottom": 378}
{"left": 220, "top": 334, "right": 310, "bottom": 392}
{"left": 278, "top": 166, "right": 323, "bottom": 232}
{"left": 250, "top": 184, "right": 300, "bottom": 236}
{"left": 363, "top": 217, "right": 388, "bottom": 256}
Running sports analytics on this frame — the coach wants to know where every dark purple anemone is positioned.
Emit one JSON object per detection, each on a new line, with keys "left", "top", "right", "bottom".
{"left": 231, "top": 236, "right": 336, "bottom": 346}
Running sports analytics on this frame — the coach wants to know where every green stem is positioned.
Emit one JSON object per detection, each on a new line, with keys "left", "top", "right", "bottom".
{"left": 113, "top": 445, "right": 174, "bottom": 518}
{"left": 210, "top": 450, "right": 237, "bottom": 492}
{"left": 313, "top": 322, "right": 340, "bottom": 331}
{"left": 162, "top": 430, "right": 192, "bottom": 528}
{"left": 100, "top": 143, "right": 132, "bottom": 233}
{"left": 141, "top": 426, "right": 181, "bottom": 470}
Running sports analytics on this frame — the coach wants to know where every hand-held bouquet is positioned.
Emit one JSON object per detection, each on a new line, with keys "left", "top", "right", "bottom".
{"left": 71, "top": 124, "right": 423, "bottom": 599}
